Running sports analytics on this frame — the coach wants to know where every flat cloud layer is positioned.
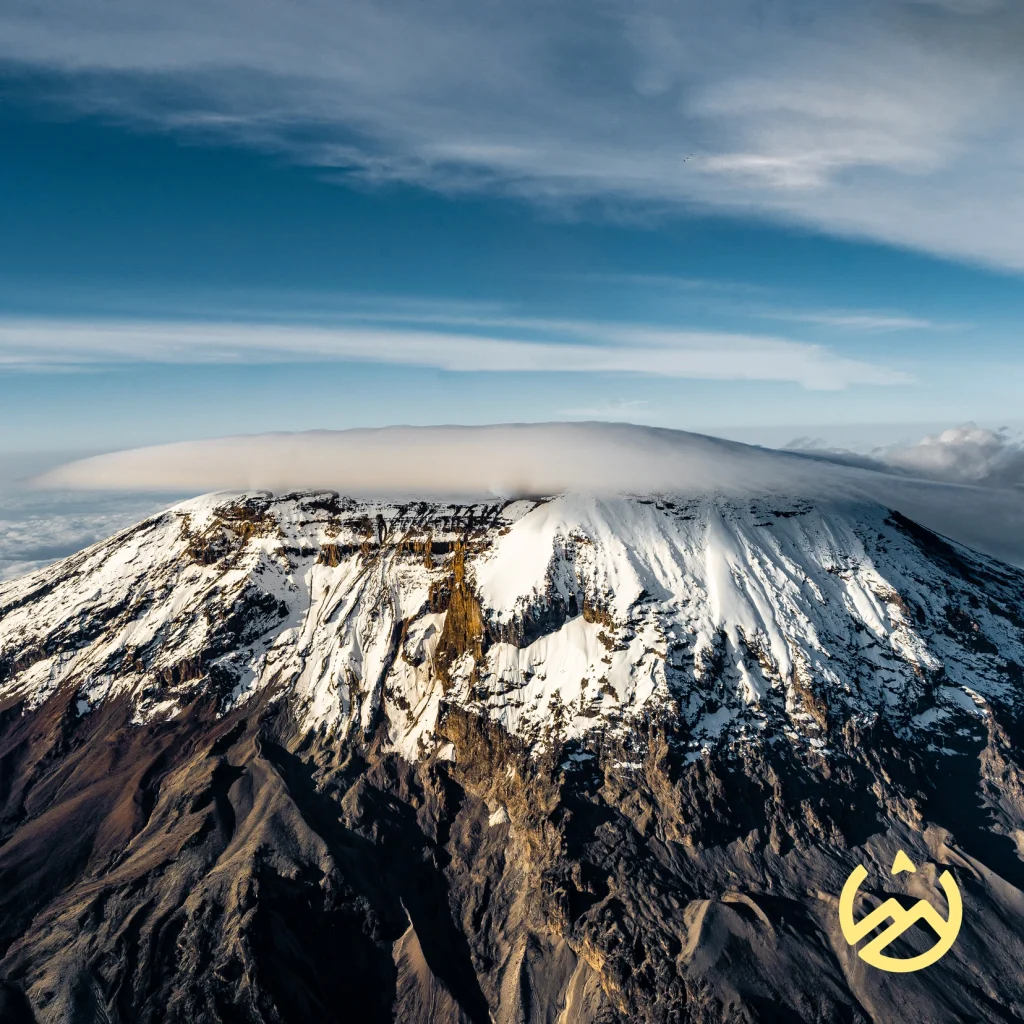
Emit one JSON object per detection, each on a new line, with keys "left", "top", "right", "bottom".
{"left": 0, "top": 457, "right": 181, "bottom": 581}
{"left": 38, "top": 423, "right": 1024, "bottom": 567}
{"left": 2, "top": 0, "right": 1024, "bottom": 269}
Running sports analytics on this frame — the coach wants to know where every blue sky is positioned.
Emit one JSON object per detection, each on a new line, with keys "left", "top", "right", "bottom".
{"left": 2, "top": 0, "right": 1024, "bottom": 459}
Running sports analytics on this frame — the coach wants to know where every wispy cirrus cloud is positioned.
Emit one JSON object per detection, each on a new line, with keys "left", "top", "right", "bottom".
{"left": 562, "top": 276, "right": 957, "bottom": 332}
{"left": 754, "top": 309, "right": 950, "bottom": 331}
{"left": 0, "top": 315, "right": 912, "bottom": 390}
{"left": 1, "top": 0, "right": 1023, "bottom": 269}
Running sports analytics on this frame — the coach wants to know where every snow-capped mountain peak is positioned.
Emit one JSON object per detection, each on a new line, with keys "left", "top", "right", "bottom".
{"left": 2, "top": 489, "right": 1020, "bottom": 766}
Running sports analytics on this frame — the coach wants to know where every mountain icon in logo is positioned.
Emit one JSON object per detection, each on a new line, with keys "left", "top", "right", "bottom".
{"left": 839, "top": 850, "right": 962, "bottom": 973}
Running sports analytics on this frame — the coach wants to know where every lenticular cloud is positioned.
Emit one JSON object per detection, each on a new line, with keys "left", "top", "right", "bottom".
{"left": 39, "top": 423, "right": 807, "bottom": 497}
{"left": 36, "top": 423, "right": 1024, "bottom": 567}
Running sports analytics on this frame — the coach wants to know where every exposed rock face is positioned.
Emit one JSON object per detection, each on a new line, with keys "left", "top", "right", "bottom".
{"left": 1, "top": 491, "right": 1024, "bottom": 1022}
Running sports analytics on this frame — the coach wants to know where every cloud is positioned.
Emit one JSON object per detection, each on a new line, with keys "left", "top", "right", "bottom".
{"left": 35, "top": 424, "right": 780, "bottom": 496}
{"left": 755, "top": 310, "right": 944, "bottom": 332}
{"left": 0, "top": 452, "right": 187, "bottom": 580}
{"left": 0, "top": 316, "right": 910, "bottom": 390}
{"left": 788, "top": 422, "right": 1024, "bottom": 489}
{"left": 2, "top": 0, "right": 1024, "bottom": 269}
{"left": 0, "top": 489, "right": 178, "bottom": 581}
{"left": 876, "top": 424, "right": 1024, "bottom": 488}
{"left": 34, "top": 422, "right": 1024, "bottom": 567}
{"left": 14, "top": 424, "right": 887, "bottom": 503}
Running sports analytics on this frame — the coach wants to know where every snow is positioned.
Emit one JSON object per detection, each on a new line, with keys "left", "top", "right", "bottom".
{"left": 1, "top": 486, "right": 1022, "bottom": 762}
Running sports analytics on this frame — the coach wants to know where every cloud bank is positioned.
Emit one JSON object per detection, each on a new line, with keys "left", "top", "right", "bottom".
{"left": 37, "top": 423, "right": 1024, "bottom": 567}
{"left": 2, "top": 0, "right": 1024, "bottom": 269}
{"left": 0, "top": 316, "right": 908, "bottom": 390}
{"left": 792, "top": 423, "right": 1024, "bottom": 490}
{"left": 881, "top": 425, "right": 1024, "bottom": 489}
{"left": 0, "top": 480, "right": 180, "bottom": 582}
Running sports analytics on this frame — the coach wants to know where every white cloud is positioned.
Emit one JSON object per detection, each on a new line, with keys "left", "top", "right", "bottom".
{"left": 0, "top": 316, "right": 911, "bottom": 390}
{"left": 2, "top": 0, "right": 1023, "bottom": 268}
{"left": 788, "top": 422, "right": 1024, "bottom": 490}
{"left": 35, "top": 422, "right": 1024, "bottom": 566}
{"left": 755, "top": 310, "right": 942, "bottom": 332}
{"left": 0, "top": 490, "right": 178, "bottom": 581}
{"left": 36, "top": 424, "right": 783, "bottom": 496}
{"left": 880, "top": 424, "right": 1024, "bottom": 488}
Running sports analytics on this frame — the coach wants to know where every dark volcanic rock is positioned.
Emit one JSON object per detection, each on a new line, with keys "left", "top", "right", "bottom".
{"left": 0, "top": 687, "right": 1023, "bottom": 1022}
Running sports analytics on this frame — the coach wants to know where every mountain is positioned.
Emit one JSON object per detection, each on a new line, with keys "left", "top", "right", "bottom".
{"left": 2, "top": 485, "right": 1024, "bottom": 1022}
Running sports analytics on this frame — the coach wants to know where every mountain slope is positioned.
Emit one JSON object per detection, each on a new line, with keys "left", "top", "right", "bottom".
{"left": 1, "top": 489, "right": 1024, "bottom": 1022}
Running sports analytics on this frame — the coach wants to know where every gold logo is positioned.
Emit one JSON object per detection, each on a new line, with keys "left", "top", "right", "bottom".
{"left": 839, "top": 850, "right": 962, "bottom": 973}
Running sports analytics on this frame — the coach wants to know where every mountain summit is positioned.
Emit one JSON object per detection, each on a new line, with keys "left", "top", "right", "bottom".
{"left": 1, "top": 481, "right": 1024, "bottom": 1021}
